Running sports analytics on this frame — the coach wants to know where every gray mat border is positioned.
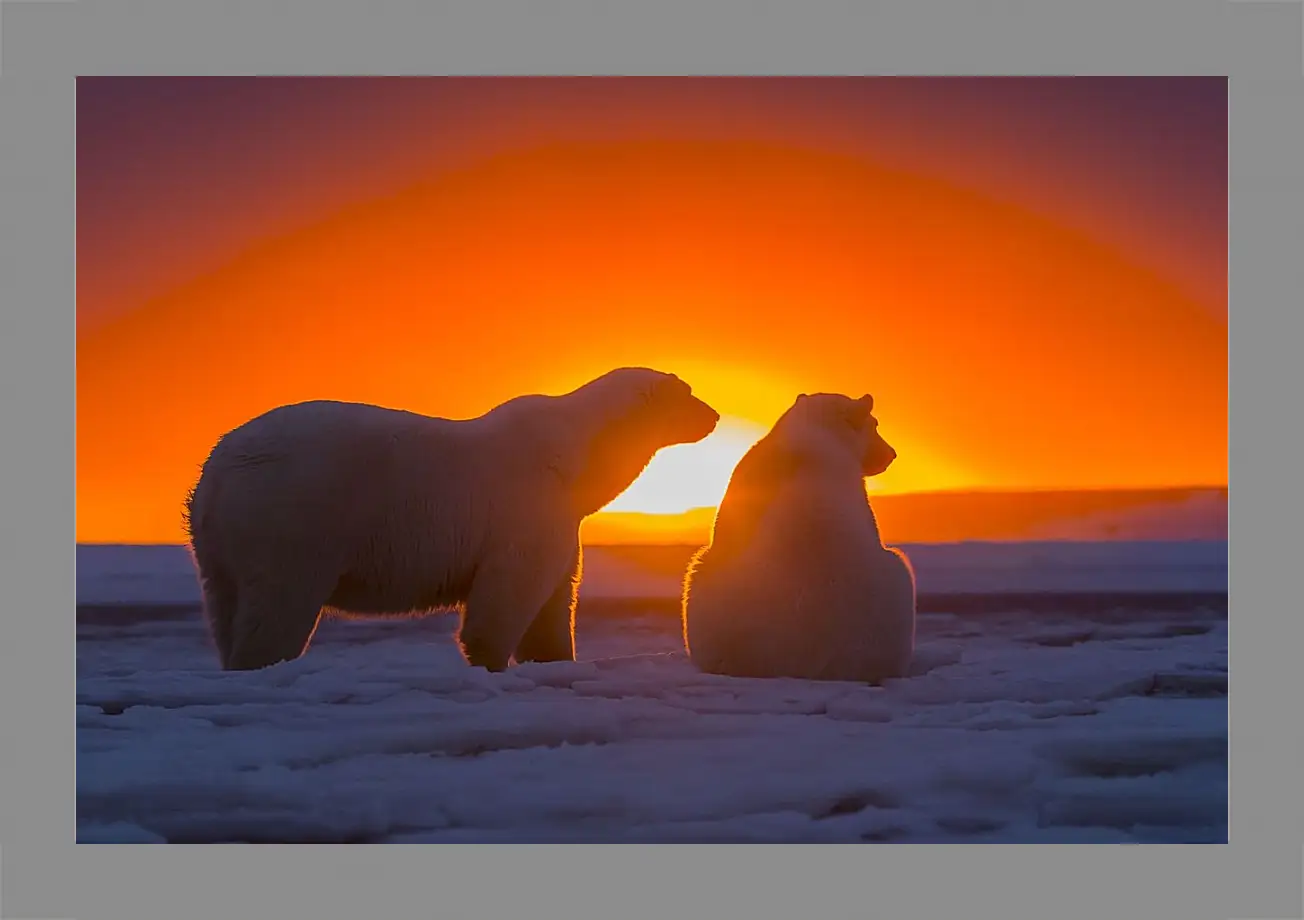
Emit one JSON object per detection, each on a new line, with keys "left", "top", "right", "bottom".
{"left": 2, "top": 0, "right": 1291, "bottom": 918}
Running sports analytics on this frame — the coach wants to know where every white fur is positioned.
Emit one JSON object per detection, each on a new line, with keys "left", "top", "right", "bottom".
{"left": 185, "top": 368, "right": 719, "bottom": 672}
{"left": 682, "top": 393, "right": 916, "bottom": 683}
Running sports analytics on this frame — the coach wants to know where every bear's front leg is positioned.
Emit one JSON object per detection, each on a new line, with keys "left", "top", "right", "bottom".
{"left": 458, "top": 530, "right": 579, "bottom": 672}
{"left": 513, "top": 543, "right": 581, "bottom": 664}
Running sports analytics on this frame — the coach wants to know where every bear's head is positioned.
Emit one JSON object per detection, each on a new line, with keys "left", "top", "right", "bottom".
{"left": 591, "top": 367, "right": 721, "bottom": 447}
{"left": 779, "top": 392, "right": 898, "bottom": 478}
{"left": 567, "top": 367, "right": 720, "bottom": 516}
{"left": 704, "top": 391, "right": 895, "bottom": 557}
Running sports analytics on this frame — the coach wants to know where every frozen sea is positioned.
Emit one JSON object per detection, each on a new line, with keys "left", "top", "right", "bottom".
{"left": 76, "top": 541, "right": 1228, "bottom": 844}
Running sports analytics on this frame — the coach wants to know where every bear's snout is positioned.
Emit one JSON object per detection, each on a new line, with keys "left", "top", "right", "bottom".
{"left": 663, "top": 394, "right": 720, "bottom": 446}
{"left": 863, "top": 438, "right": 897, "bottom": 477}
{"left": 686, "top": 397, "right": 721, "bottom": 441}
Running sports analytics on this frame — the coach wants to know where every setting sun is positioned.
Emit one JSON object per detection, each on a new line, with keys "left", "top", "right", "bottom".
{"left": 603, "top": 416, "right": 766, "bottom": 515}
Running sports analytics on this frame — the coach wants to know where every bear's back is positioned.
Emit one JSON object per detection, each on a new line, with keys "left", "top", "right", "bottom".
{"left": 240, "top": 399, "right": 432, "bottom": 440}
{"left": 694, "top": 461, "right": 883, "bottom": 617}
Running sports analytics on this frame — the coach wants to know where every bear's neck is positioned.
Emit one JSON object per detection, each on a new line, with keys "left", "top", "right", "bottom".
{"left": 573, "top": 438, "right": 659, "bottom": 518}
{"left": 564, "top": 403, "right": 661, "bottom": 517}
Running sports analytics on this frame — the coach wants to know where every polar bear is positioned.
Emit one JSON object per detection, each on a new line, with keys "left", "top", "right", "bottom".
{"left": 184, "top": 368, "right": 720, "bottom": 672}
{"left": 681, "top": 393, "right": 915, "bottom": 683}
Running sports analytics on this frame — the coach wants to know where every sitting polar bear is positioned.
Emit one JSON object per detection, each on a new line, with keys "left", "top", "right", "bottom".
{"left": 681, "top": 392, "right": 915, "bottom": 683}
{"left": 184, "top": 367, "right": 719, "bottom": 672}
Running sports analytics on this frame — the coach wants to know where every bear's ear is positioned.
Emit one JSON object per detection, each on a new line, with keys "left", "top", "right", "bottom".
{"left": 844, "top": 396, "right": 873, "bottom": 429}
{"left": 644, "top": 373, "right": 688, "bottom": 406}
{"left": 622, "top": 373, "right": 669, "bottom": 411}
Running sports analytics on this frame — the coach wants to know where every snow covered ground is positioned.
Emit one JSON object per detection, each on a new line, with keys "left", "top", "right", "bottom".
{"left": 76, "top": 540, "right": 1230, "bottom": 606}
{"left": 76, "top": 542, "right": 1228, "bottom": 844}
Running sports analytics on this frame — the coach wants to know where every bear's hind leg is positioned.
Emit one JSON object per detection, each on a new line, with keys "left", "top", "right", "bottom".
{"left": 855, "top": 548, "right": 917, "bottom": 682}
{"left": 198, "top": 564, "right": 239, "bottom": 666}
{"left": 225, "top": 579, "right": 329, "bottom": 671}
{"left": 513, "top": 545, "right": 581, "bottom": 664}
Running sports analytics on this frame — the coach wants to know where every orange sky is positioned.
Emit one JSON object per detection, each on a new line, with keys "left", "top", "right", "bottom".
{"left": 76, "top": 78, "right": 1228, "bottom": 544}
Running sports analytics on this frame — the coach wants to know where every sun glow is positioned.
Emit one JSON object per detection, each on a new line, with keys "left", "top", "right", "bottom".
{"left": 602, "top": 415, "right": 767, "bottom": 516}
{"left": 74, "top": 80, "right": 1228, "bottom": 544}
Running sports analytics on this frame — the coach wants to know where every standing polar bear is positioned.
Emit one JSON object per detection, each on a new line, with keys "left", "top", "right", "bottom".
{"left": 184, "top": 368, "right": 719, "bottom": 672}
{"left": 682, "top": 393, "right": 916, "bottom": 683}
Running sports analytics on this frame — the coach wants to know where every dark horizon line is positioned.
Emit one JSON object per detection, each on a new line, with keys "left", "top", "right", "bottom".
{"left": 599, "top": 482, "right": 1230, "bottom": 512}
{"left": 76, "top": 482, "right": 1230, "bottom": 548}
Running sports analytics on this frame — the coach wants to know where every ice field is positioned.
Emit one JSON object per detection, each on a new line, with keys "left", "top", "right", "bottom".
{"left": 76, "top": 541, "right": 1228, "bottom": 844}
